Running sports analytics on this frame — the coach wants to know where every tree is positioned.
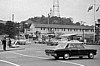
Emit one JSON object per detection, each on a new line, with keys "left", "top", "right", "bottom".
{"left": 5, "top": 21, "right": 18, "bottom": 38}
{"left": 0, "top": 23, "right": 5, "bottom": 35}
{"left": 75, "top": 22, "right": 81, "bottom": 25}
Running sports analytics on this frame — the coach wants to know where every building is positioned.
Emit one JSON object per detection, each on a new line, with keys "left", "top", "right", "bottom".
{"left": 0, "top": 20, "right": 6, "bottom": 24}
{"left": 26, "top": 23, "right": 94, "bottom": 41}
{"left": 95, "top": 19, "right": 100, "bottom": 42}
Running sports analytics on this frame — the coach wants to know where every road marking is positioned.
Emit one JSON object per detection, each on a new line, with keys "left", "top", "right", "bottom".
{"left": 10, "top": 52, "right": 48, "bottom": 59}
{"left": 11, "top": 52, "right": 85, "bottom": 66}
{"left": 59, "top": 61, "right": 84, "bottom": 66}
{"left": 0, "top": 59, "right": 20, "bottom": 66}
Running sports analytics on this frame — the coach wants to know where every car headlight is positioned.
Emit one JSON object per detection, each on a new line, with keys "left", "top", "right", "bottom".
{"left": 53, "top": 53, "right": 57, "bottom": 56}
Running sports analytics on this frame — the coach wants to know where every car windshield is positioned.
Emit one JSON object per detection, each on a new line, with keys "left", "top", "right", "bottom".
{"left": 68, "top": 43, "right": 84, "bottom": 48}
{"left": 56, "top": 43, "right": 67, "bottom": 49}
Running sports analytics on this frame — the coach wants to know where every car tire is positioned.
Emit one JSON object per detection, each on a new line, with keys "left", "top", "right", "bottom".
{"left": 16, "top": 42, "right": 20, "bottom": 45}
{"left": 79, "top": 56, "right": 83, "bottom": 59}
{"left": 63, "top": 53, "right": 70, "bottom": 60}
{"left": 88, "top": 53, "right": 94, "bottom": 59}
{"left": 54, "top": 56, "right": 59, "bottom": 60}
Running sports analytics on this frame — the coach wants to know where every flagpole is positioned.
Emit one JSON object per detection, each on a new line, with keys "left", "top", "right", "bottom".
{"left": 93, "top": 0, "right": 96, "bottom": 42}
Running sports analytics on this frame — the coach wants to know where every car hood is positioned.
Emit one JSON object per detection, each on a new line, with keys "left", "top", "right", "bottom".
{"left": 46, "top": 46, "right": 57, "bottom": 50}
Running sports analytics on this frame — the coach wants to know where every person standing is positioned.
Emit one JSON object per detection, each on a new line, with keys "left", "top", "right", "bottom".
{"left": 8, "top": 38, "right": 12, "bottom": 48}
{"left": 1, "top": 37, "right": 6, "bottom": 51}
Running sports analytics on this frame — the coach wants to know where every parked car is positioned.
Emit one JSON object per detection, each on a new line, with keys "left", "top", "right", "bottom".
{"left": 47, "top": 39, "right": 58, "bottom": 46}
{"left": 45, "top": 40, "right": 97, "bottom": 60}
{"left": 8, "top": 39, "right": 19, "bottom": 48}
{"left": 15, "top": 39, "right": 26, "bottom": 45}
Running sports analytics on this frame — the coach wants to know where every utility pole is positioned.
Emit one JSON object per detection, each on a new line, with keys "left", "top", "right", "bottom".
{"left": 93, "top": 0, "right": 96, "bottom": 42}
{"left": 93, "top": 0, "right": 100, "bottom": 42}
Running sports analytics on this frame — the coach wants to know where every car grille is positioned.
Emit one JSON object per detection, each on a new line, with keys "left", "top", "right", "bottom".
{"left": 45, "top": 50, "right": 54, "bottom": 53}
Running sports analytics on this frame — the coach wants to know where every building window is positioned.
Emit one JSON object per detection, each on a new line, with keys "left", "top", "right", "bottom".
{"left": 57, "top": 28, "right": 59, "bottom": 31}
{"left": 70, "top": 29, "right": 72, "bottom": 31}
{"left": 48, "top": 28, "right": 49, "bottom": 31}
{"left": 68, "top": 29, "right": 69, "bottom": 31}
{"left": 85, "top": 29, "right": 89, "bottom": 32}
{"left": 74, "top": 29, "right": 78, "bottom": 31}
{"left": 80, "top": 29, "right": 82, "bottom": 32}
{"left": 41, "top": 28, "right": 42, "bottom": 30}
{"left": 74, "top": 29, "right": 75, "bottom": 31}
{"left": 91, "top": 29, "right": 94, "bottom": 32}
{"left": 64, "top": 28, "right": 65, "bottom": 31}
{"left": 55, "top": 28, "right": 56, "bottom": 31}
{"left": 43, "top": 28, "right": 45, "bottom": 30}
{"left": 62, "top": 28, "right": 63, "bottom": 31}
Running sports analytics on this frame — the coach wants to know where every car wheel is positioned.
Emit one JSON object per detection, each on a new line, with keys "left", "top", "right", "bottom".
{"left": 54, "top": 56, "right": 59, "bottom": 60}
{"left": 63, "top": 53, "right": 70, "bottom": 60}
{"left": 88, "top": 53, "right": 94, "bottom": 59}
{"left": 16, "top": 42, "right": 20, "bottom": 45}
{"left": 79, "top": 56, "right": 83, "bottom": 59}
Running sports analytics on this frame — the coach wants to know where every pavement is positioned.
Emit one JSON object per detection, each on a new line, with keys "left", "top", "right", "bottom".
{"left": 0, "top": 40, "right": 100, "bottom": 66}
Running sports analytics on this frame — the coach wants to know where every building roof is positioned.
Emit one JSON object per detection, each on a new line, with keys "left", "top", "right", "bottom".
{"left": 33, "top": 24, "right": 94, "bottom": 30}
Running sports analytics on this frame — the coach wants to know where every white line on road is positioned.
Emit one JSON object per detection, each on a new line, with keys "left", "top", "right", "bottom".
{"left": 0, "top": 60, "right": 20, "bottom": 66}
{"left": 10, "top": 52, "right": 85, "bottom": 66}
{"left": 59, "top": 61, "right": 84, "bottom": 66}
{"left": 10, "top": 52, "right": 48, "bottom": 59}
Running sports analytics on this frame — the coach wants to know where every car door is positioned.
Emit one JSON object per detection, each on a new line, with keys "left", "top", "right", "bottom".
{"left": 76, "top": 44, "right": 87, "bottom": 55}
{"left": 68, "top": 44, "right": 79, "bottom": 56}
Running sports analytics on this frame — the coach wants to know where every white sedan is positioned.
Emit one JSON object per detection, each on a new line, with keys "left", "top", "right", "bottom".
{"left": 15, "top": 39, "right": 26, "bottom": 45}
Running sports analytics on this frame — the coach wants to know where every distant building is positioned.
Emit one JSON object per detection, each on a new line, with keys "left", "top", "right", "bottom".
{"left": 95, "top": 19, "right": 100, "bottom": 42}
{"left": 26, "top": 23, "right": 94, "bottom": 41}
{"left": 0, "top": 20, "right": 6, "bottom": 24}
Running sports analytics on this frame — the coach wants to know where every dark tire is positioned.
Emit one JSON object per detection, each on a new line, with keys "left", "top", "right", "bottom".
{"left": 54, "top": 56, "right": 59, "bottom": 60}
{"left": 88, "top": 53, "right": 94, "bottom": 59}
{"left": 16, "top": 42, "right": 20, "bottom": 45}
{"left": 79, "top": 56, "right": 83, "bottom": 59}
{"left": 63, "top": 53, "right": 70, "bottom": 60}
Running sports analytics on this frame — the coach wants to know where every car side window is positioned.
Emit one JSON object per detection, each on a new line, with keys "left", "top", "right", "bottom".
{"left": 68, "top": 44, "right": 75, "bottom": 48}
{"left": 76, "top": 44, "right": 84, "bottom": 48}
{"left": 65, "top": 44, "right": 69, "bottom": 48}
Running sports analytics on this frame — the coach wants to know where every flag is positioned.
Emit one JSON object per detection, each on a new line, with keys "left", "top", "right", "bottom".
{"left": 96, "top": 7, "right": 99, "bottom": 12}
{"left": 88, "top": 6, "right": 93, "bottom": 12}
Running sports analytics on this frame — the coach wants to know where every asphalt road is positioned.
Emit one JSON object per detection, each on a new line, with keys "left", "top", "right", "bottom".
{"left": 0, "top": 41, "right": 100, "bottom": 66}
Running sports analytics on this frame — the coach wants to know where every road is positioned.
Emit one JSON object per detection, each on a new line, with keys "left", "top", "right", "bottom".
{"left": 0, "top": 41, "right": 100, "bottom": 66}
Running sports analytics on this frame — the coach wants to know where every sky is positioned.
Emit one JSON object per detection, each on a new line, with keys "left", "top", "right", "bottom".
{"left": 0, "top": 0, "right": 100, "bottom": 25}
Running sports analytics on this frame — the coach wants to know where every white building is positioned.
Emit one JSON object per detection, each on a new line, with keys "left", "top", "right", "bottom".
{"left": 27, "top": 23, "right": 94, "bottom": 39}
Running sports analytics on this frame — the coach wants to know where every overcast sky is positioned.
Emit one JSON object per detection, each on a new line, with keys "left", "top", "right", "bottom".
{"left": 0, "top": 0, "right": 100, "bottom": 25}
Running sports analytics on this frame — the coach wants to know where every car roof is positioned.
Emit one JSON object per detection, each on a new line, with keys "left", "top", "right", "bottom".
{"left": 58, "top": 40, "right": 83, "bottom": 44}
{"left": 67, "top": 40, "right": 83, "bottom": 44}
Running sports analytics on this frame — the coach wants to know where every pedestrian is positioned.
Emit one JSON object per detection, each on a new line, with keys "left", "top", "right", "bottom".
{"left": 1, "top": 37, "right": 6, "bottom": 51}
{"left": 8, "top": 38, "right": 12, "bottom": 48}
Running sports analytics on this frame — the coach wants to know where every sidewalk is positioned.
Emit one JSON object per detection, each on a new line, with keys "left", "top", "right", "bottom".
{"left": 0, "top": 44, "right": 25, "bottom": 52}
{"left": 0, "top": 39, "right": 33, "bottom": 52}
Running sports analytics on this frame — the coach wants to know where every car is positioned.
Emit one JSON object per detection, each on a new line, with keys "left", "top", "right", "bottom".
{"left": 45, "top": 40, "right": 97, "bottom": 60}
{"left": 47, "top": 39, "right": 58, "bottom": 46}
{"left": 15, "top": 39, "right": 26, "bottom": 45}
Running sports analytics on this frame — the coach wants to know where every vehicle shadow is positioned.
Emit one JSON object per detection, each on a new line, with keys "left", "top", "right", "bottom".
{"left": 0, "top": 50, "right": 4, "bottom": 52}
{"left": 45, "top": 57, "right": 94, "bottom": 61}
